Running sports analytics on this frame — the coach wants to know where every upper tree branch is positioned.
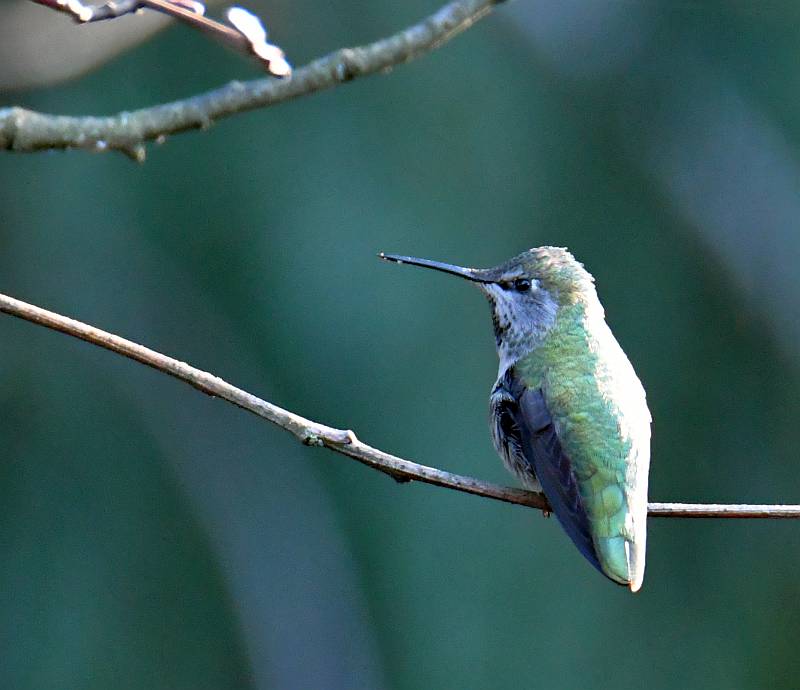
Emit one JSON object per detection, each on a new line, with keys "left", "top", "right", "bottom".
{"left": 1, "top": 290, "right": 798, "bottom": 519}
{"left": 0, "top": 0, "right": 504, "bottom": 160}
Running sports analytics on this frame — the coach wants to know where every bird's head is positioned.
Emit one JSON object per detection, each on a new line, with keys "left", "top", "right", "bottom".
{"left": 380, "top": 247, "right": 598, "bottom": 367}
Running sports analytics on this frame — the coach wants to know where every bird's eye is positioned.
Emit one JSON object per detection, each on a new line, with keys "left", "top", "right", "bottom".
{"left": 513, "top": 278, "right": 531, "bottom": 292}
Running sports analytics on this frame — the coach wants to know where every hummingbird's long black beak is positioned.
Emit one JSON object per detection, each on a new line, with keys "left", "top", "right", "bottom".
{"left": 378, "top": 253, "right": 490, "bottom": 283}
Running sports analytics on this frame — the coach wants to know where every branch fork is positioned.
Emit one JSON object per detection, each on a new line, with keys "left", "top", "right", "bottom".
{"left": 299, "top": 426, "right": 356, "bottom": 447}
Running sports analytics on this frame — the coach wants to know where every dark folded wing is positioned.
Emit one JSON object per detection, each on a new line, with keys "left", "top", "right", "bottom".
{"left": 501, "top": 372, "right": 602, "bottom": 576}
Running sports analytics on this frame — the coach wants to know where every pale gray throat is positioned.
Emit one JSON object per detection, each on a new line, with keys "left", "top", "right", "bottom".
{"left": 481, "top": 285, "right": 558, "bottom": 375}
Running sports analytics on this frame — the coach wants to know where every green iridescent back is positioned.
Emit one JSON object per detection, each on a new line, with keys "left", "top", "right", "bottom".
{"left": 515, "top": 295, "right": 651, "bottom": 586}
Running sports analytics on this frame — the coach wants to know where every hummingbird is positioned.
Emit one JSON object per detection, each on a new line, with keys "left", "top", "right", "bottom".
{"left": 380, "top": 247, "right": 651, "bottom": 591}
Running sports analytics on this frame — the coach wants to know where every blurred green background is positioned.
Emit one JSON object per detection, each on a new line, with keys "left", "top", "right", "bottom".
{"left": 2, "top": 1, "right": 800, "bottom": 688}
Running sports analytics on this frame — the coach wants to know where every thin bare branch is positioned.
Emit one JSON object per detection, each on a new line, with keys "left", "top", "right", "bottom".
{"left": 0, "top": 291, "right": 797, "bottom": 519}
{"left": 1, "top": 0, "right": 503, "bottom": 160}
{"left": 647, "top": 503, "right": 800, "bottom": 519}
